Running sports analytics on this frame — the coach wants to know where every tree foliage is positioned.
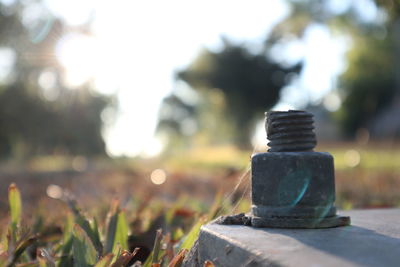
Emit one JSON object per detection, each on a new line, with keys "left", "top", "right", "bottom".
{"left": 275, "top": 0, "right": 400, "bottom": 137}
{"left": 338, "top": 31, "right": 397, "bottom": 135}
{"left": 337, "top": 1, "right": 400, "bottom": 136}
{"left": 0, "top": 1, "right": 112, "bottom": 158}
{"left": 158, "top": 40, "right": 302, "bottom": 149}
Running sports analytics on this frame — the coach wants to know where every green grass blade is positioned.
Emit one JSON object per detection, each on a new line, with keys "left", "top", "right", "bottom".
{"left": 143, "top": 229, "right": 165, "bottom": 267}
{"left": 1, "top": 232, "right": 8, "bottom": 254}
{"left": 143, "top": 252, "right": 153, "bottom": 267}
{"left": 90, "top": 217, "right": 102, "bottom": 255}
{"left": 114, "top": 211, "right": 128, "bottom": 251}
{"left": 72, "top": 224, "right": 97, "bottom": 267}
{"left": 57, "top": 239, "right": 73, "bottom": 267}
{"left": 176, "top": 192, "right": 222, "bottom": 252}
{"left": 9, "top": 235, "right": 38, "bottom": 266}
{"left": 8, "top": 184, "right": 22, "bottom": 226}
{"left": 110, "top": 243, "right": 121, "bottom": 266}
{"left": 65, "top": 196, "right": 103, "bottom": 256}
{"left": 8, "top": 183, "right": 22, "bottom": 242}
{"left": 179, "top": 217, "right": 206, "bottom": 250}
{"left": 64, "top": 213, "right": 74, "bottom": 241}
{"left": 105, "top": 213, "right": 118, "bottom": 254}
{"left": 151, "top": 229, "right": 162, "bottom": 264}
{"left": 74, "top": 214, "right": 102, "bottom": 255}
{"left": 59, "top": 213, "right": 74, "bottom": 256}
{"left": 57, "top": 255, "right": 73, "bottom": 267}
{"left": 105, "top": 200, "right": 119, "bottom": 253}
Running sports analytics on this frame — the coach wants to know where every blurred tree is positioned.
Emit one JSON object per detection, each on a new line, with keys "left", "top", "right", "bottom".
{"left": 272, "top": 0, "right": 400, "bottom": 138}
{"left": 338, "top": 1, "right": 400, "bottom": 137}
{"left": 338, "top": 31, "right": 397, "bottom": 136}
{"left": 156, "top": 93, "right": 197, "bottom": 149}
{"left": 158, "top": 0, "right": 400, "bottom": 149}
{"left": 0, "top": 1, "right": 112, "bottom": 158}
{"left": 158, "top": 40, "right": 302, "bottom": 149}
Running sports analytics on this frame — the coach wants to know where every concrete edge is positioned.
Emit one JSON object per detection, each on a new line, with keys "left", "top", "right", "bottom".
{"left": 194, "top": 224, "right": 282, "bottom": 267}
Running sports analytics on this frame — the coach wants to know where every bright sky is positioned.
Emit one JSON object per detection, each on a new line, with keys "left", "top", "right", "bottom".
{"left": 45, "top": 0, "right": 348, "bottom": 157}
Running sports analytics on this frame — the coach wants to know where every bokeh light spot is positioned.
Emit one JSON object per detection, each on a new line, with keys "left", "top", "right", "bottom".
{"left": 46, "top": 184, "right": 63, "bottom": 199}
{"left": 344, "top": 149, "right": 361, "bottom": 167}
{"left": 150, "top": 169, "right": 167, "bottom": 185}
{"left": 323, "top": 92, "right": 341, "bottom": 112}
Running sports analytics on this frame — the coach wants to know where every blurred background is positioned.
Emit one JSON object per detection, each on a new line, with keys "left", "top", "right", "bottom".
{"left": 1, "top": 0, "right": 400, "bottom": 219}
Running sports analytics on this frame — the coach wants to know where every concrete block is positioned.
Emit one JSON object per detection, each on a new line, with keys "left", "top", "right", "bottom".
{"left": 184, "top": 209, "right": 400, "bottom": 267}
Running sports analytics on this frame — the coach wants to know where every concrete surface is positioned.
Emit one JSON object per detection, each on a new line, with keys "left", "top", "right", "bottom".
{"left": 184, "top": 209, "right": 400, "bottom": 267}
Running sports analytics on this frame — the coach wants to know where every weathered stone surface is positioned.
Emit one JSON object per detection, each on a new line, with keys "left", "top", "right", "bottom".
{"left": 184, "top": 209, "right": 400, "bottom": 267}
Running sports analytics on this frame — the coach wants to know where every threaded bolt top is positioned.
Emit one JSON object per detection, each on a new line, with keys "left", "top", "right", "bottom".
{"left": 266, "top": 110, "right": 316, "bottom": 152}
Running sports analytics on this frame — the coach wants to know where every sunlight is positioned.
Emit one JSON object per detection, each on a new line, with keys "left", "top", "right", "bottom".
{"left": 56, "top": 33, "right": 99, "bottom": 87}
{"left": 49, "top": 0, "right": 347, "bottom": 157}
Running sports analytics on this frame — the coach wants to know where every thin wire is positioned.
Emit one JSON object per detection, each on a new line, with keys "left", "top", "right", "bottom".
{"left": 229, "top": 180, "right": 250, "bottom": 215}
{"left": 215, "top": 142, "right": 262, "bottom": 217}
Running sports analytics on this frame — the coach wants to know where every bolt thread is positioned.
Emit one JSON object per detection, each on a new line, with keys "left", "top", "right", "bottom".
{"left": 266, "top": 110, "right": 316, "bottom": 152}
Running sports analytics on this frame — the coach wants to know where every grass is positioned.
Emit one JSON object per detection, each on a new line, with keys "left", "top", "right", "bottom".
{"left": 0, "top": 142, "right": 399, "bottom": 266}
{"left": 0, "top": 183, "right": 230, "bottom": 267}
{"left": 161, "top": 143, "right": 400, "bottom": 208}
{"left": 163, "top": 143, "right": 400, "bottom": 172}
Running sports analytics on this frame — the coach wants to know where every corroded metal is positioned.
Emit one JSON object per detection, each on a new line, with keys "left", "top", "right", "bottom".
{"left": 250, "top": 110, "right": 350, "bottom": 228}
{"left": 266, "top": 110, "right": 316, "bottom": 152}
